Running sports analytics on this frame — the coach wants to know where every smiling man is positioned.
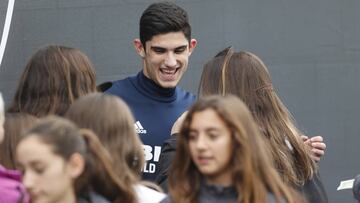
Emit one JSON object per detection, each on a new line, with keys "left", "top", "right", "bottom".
{"left": 106, "top": 2, "right": 197, "bottom": 181}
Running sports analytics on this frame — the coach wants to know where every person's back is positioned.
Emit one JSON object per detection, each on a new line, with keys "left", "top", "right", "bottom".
{"left": 7, "top": 45, "right": 97, "bottom": 117}
{"left": 106, "top": 2, "right": 197, "bottom": 180}
{"left": 198, "top": 48, "right": 328, "bottom": 203}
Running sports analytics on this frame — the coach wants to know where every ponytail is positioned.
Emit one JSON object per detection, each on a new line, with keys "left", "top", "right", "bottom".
{"left": 78, "top": 129, "right": 138, "bottom": 203}
{"left": 21, "top": 116, "right": 139, "bottom": 203}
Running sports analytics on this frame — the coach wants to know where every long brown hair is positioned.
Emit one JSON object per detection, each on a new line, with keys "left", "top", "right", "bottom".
{"left": 168, "top": 95, "right": 304, "bottom": 203}
{"left": 65, "top": 93, "right": 144, "bottom": 181}
{"left": 199, "top": 47, "right": 316, "bottom": 186}
{"left": 20, "top": 116, "right": 137, "bottom": 203}
{"left": 7, "top": 45, "right": 97, "bottom": 117}
{"left": 0, "top": 113, "right": 38, "bottom": 169}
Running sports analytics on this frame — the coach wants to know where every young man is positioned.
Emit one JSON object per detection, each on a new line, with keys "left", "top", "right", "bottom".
{"left": 106, "top": 2, "right": 197, "bottom": 181}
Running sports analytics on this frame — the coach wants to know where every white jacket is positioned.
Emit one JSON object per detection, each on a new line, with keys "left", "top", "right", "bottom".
{"left": 135, "top": 184, "right": 166, "bottom": 203}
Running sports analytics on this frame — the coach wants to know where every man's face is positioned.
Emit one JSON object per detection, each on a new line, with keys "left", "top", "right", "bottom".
{"left": 135, "top": 32, "right": 197, "bottom": 88}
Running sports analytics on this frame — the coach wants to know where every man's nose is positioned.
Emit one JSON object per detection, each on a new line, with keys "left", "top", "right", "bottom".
{"left": 164, "top": 53, "right": 177, "bottom": 67}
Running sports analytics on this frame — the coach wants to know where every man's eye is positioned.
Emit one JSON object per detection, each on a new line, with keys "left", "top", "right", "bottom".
{"left": 153, "top": 48, "right": 166, "bottom": 54}
{"left": 175, "top": 48, "right": 186, "bottom": 54}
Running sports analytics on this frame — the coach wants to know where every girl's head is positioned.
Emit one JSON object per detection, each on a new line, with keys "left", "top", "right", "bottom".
{"left": 8, "top": 45, "right": 97, "bottom": 117}
{"left": 16, "top": 116, "right": 136, "bottom": 203}
{"left": 0, "top": 113, "right": 38, "bottom": 169}
{"left": 199, "top": 47, "right": 273, "bottom": 112}
{"left": 169, "top": 95, "right": 303, "bottom": 203}
{"left": 173, "top": 95, "right": 273, "bottom": 182}
{"left": 198, "top": 47, "right": 315, "bottom": 185}
{"left": 65, "top": 93, "right": 144, "bottom": 177}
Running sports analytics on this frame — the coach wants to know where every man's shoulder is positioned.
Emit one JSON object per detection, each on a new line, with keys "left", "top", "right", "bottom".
{"left": 105, "top": 76, "right": 135, "bottom": 95}
{"left": 175, "top": 87, "right": 196, "bottom": 102}
{"left": 111, "top": 76, "right": 133, "bottom": 88}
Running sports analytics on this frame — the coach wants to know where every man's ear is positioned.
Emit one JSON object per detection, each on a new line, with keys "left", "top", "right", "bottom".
{"left": 134, "top": 39, "right": 146, "bottom": 58}
{"left": 67, "top": 153, "right": 85, "bottom": 179}
{"left": 188, "top": 39, "right": 197, "bottom": 56}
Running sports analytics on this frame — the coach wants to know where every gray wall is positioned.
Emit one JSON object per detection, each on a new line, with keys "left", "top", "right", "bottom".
{"left": 1, "top": 0, "right": 360, "bottom": 202}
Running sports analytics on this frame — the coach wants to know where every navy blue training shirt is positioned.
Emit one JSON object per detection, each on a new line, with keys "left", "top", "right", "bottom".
{"left": 106, "top": 71, "right": 196, "bottom": 181}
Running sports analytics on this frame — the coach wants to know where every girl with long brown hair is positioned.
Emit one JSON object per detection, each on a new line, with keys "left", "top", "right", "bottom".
{"left": 7, "top": 45, "right": 97, "bottom": 117}
{"left": 197, "top": 47, "right": 327, "bottom": 202}
{"left": 16, "top": 116, "right": 136, "bottom": 203}
{"left": 0, "top": 113, "right": 38, "bottom": 169}
{"left": 65, "top": 93, "right": 166, "bottom": 203}
{"left": 162, "top": 95, "right": 304, "bottom": 203}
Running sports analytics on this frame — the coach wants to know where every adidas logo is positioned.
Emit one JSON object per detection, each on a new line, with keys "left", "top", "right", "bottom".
{"left": 134, "top": 121, "right": 147, "bottom": 134}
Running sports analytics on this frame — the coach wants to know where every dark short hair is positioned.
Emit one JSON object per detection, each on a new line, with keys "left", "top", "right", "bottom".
{"left": 139, "top": 2, "right": 191, "bottom": 46}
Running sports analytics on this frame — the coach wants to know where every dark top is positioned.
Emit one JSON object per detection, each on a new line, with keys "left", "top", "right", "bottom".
{"left": 106, "top": 71, "right": 196, "bottom": 181}
{"left": 155, "top": 134, "right": 178, "bottom": 191}
{"left": 160, "top": 181, "right": 279, "bottom": 203}
{"left": 295, "top": 172, "right": 329, "bottom": 203}
{"left": 353, "top": 174, "right": 360, "bottom": 201}
{"left": 77, "top": 191, "right": 110, "bottom": 203}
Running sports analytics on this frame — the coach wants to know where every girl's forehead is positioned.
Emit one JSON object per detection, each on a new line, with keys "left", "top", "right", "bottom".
{"left": 17, "top": 137, "right": 62, "bottom": 166}
{"left": 18, "top": 136, "right": 53, "bottom": 155}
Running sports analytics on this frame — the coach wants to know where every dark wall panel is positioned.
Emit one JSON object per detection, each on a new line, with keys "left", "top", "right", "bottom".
{"left": 1, "top": 1, "right": 360, "bottom": 202}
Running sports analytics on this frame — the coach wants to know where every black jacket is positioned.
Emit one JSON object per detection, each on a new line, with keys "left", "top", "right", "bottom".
{"left": 161, "top": 181, "right": 279, "bottom": 203}
{"left": 155, "top": 134, "right": 178, "bottom": 192}
{"left": 77, "top": 191, "right": 110, "bottom": 203}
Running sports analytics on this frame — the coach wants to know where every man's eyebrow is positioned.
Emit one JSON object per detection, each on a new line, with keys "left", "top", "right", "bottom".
{"left": 150, "top": 46, "right": 166, "bottom": 50}
{"left": 174, "top": 45, "right": 187, "bottom": 50}
{"left": 150, "top": 45, "right": 188, "bottom": 50}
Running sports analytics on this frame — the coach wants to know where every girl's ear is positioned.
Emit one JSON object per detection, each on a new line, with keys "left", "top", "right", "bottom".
{"left": 67, "top": 153, "right": 85, "bottom": 179}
